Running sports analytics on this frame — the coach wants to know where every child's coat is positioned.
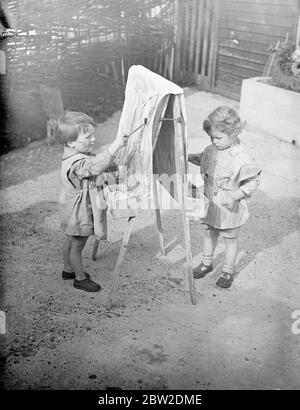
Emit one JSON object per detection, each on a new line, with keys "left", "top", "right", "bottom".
{"left": 198, "top": 142, "right": 261, "bottom": 229}
{"left": 59, "top": 148, "right": 112, "bottom": 238}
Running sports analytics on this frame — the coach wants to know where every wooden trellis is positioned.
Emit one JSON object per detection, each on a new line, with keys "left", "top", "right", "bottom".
{"left": 0, "top": 0, "right": 176, "bottom": 149}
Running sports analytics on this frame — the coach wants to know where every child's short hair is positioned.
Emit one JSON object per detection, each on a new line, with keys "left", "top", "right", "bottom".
{"left": 55, "top": 111, "right": 95, "bottom": 144}
{"left": 203, "top": 106, "right": 244, "bottom": 137}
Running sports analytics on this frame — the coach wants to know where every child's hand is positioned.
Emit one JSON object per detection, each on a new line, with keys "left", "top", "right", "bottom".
{"left": 188, "top": 153, "right": 201, "bottom": 166}
{"left": 222, "top": 189, "right": 244, "bottom": 210}
{"left": 108, "top": 135, "right": 129, "bottom": 156}
{"left": 118, "top": 134, "right": 129, "bottom": 148}
{"left": 222, "top": 192, "right": 238, "bottom": 210}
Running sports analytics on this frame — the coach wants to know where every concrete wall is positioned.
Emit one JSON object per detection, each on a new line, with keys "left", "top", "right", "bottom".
{"left": 239, "top": 77, "right": 300, "bottom": 145}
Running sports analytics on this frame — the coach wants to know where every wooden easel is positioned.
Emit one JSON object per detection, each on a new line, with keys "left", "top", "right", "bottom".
{"left": 93, "top": 95, "right": 196, "bottom": 310}
{"left": 105, "top": 179, "right": 167, "bottom": 310}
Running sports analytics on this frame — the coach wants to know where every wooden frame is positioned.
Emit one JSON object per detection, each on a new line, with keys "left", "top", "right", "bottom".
{"left": 105, "top": 180, "right": 168, "bottom": 311}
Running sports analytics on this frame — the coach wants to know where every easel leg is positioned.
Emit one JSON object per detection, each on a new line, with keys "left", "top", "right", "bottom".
{"left": 173, "top": 96, "right": 196, "bottom": 305}
{"left": 153, "top": 178, "right": 165, "bottom": 256}
{"left": 92, "top": 209, "right": 107, "bottom": 261}
{"left": 92, "top": 239, "right": 100, "bottom": 261}
{"left": 182, "top": 214, "right": 197, "bottom": 305}
{"left": 106, "top": 216, "right": 135, "bottom": 310}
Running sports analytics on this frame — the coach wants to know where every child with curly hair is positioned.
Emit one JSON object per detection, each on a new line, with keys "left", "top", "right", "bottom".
{"left": 188, "top": 106, "right": 261, "bottom": 288}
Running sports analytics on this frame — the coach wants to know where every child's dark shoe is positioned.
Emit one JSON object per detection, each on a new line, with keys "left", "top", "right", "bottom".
{"left": 62, "top": 271, "right": 90, "bottom": 280}
{"left": 193, "top": 262, "right": 213, "bottom": 279}
{"left": 73, "top": 277, "right": 101, "bottom": 292}
{"left": 216, "top": 271, "right": 234, "bottom": 288}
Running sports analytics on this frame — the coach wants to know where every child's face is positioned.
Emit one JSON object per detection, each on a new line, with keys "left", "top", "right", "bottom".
{"left": 209, "top": 127, "right": 235, "bottom": 150}
{"left": 68, "top": 127, "right": 96, "bottom": 153}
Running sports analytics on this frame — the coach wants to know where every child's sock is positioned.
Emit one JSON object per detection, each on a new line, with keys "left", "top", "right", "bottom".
{"left": 223, "top": 264, "right": 234, "bottom": 274}
{"left": 202, "top": 254, "right": 213, "bottom": 267}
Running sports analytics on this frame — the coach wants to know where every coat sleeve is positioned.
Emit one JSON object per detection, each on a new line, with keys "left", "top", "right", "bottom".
{"left": 70, "top": 150, "right": 115, "bottom": 181}
{"left": 238, "top": 164, "right": 262, "bottom": 197}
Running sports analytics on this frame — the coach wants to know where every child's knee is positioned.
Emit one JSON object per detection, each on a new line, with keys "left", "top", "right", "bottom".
{"left": 222, "top": 227, "right": 239, "bottom": 241}
{"left": 223, "top": 236, "right": 237, "bottom": 246}
{"left": 64, "top": 236, "right": 72, "bottom": 245}
{"left": 70, "top": 236, "right": 88, "bottom": 250}
{"left": 203, "top": 225, "right": 219, "bottom": 239}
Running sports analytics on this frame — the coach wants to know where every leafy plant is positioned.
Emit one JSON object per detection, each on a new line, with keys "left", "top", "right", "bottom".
{"left": 265, "top": 40, "right": 300, "bottom": 92}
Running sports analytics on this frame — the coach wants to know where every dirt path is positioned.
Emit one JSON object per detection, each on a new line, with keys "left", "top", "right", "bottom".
{"left": 0, "top": 90, "right": 300, "bottom": 390}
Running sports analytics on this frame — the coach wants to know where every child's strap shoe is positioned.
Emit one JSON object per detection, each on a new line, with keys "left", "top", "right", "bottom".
{"left": 73, "top": 277, "right": 101, "bottom": 292}
{"left": 193, "top": 262, "right": 213, "bottom": 279}
{"left": 216, "top": 271, "right": 234, "bottom": 288}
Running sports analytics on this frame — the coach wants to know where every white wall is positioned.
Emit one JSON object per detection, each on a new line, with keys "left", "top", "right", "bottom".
{"left": 240, "top": 77, "right": 300, "bottom": 146}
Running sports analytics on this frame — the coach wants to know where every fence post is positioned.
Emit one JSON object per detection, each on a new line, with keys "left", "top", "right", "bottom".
{"left": 296, "top": 0, "right": 300, "bottom": 47}
{"left": 174, "top": 0, "right": 184, "bottom": 82}
{"left": 209, "top": 0, "right": 221, "bottom": 89}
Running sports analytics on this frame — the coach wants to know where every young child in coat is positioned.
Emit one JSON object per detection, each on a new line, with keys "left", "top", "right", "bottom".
{"left": 56, "top": 111, "right": 128, "bottom": 292}
{"left": 188, "top": 106, "right": 261, "bottom": 288}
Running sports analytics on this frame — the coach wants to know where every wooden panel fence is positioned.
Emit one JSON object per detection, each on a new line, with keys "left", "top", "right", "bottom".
{"left": 174, "top": 0, "right": 300, "bottom": 100}
{"left": 174, "top": 0, "right": 220, "bottom": 89}
{"left": 214, "top": 0, "right": 300, "bottom": 99}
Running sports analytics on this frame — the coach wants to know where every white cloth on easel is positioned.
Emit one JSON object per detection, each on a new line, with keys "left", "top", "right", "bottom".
{"left": 110, "top": 65, "right": 188, "bottom": 215}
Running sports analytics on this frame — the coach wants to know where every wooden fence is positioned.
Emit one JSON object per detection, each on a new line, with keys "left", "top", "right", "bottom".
{"left": 174, "top": 0, "right": 220, "bottom": 89}
{"left": 174, "top": 0, "right": 300, "bottom": 99}
{"left": 214, "top": 0, "right": 300, "bottom": 99}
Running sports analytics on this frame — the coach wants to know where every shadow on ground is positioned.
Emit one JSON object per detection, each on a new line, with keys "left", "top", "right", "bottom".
{"left": 0, "top": 185, "right": 299, "bottom": 389}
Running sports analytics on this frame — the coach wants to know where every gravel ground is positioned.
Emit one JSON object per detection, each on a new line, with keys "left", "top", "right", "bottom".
{"left": 0, "top": 89, "right": 300, "bottom": 390}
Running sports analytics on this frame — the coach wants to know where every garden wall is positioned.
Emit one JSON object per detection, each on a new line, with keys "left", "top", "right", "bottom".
{"left": 240, "top": 76, "right": 300, "bottom": 145}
